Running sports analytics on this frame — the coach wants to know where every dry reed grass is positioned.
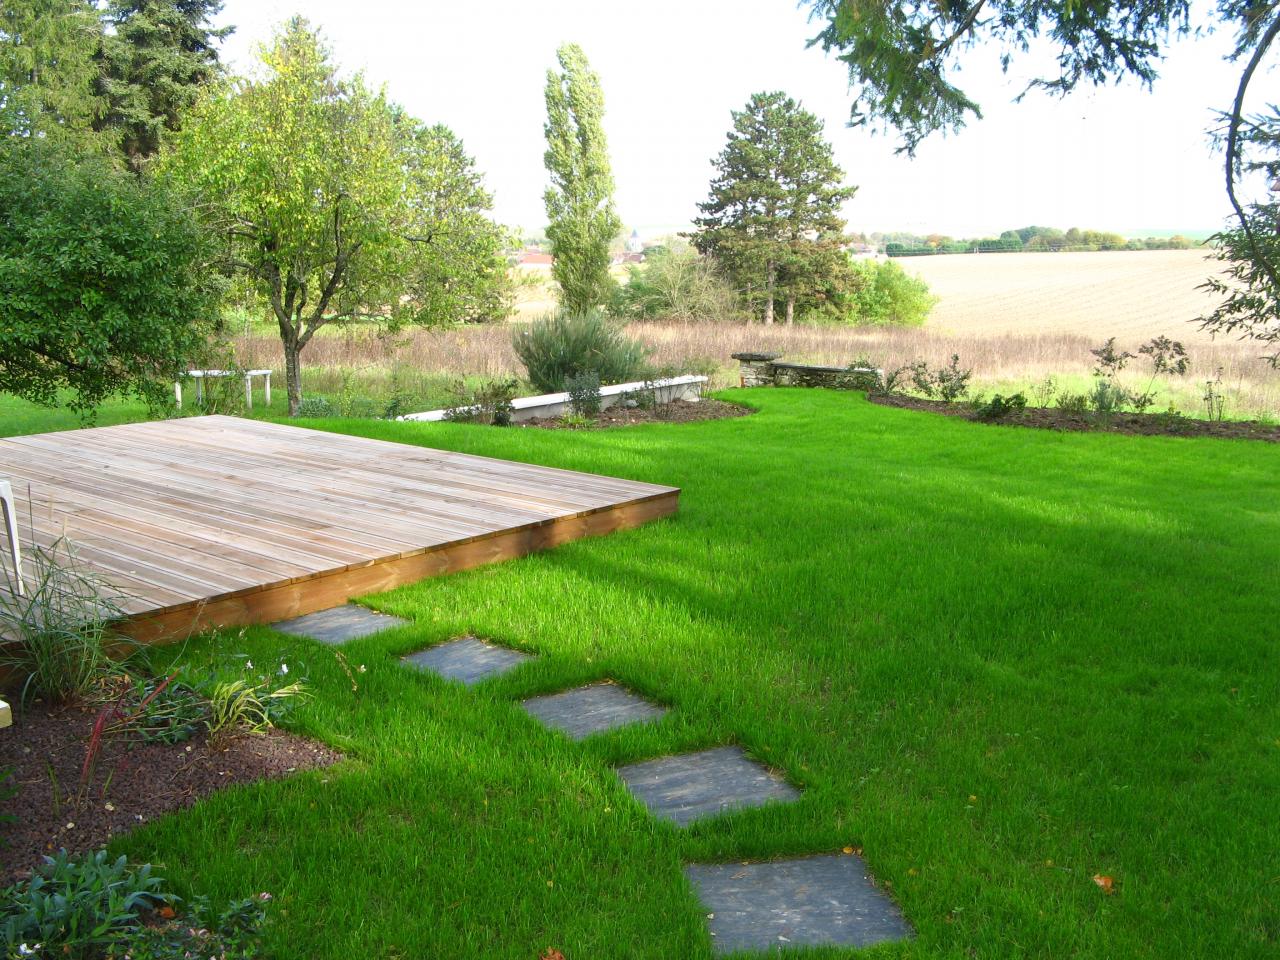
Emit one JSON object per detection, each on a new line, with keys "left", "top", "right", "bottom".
{"left": 233, "top": 318, "right": 1280, "bottom": 419}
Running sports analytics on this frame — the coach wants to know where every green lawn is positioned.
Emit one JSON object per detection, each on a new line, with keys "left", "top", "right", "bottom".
{"left": 90, "top": 390, "right": 1280, "bottom": 957}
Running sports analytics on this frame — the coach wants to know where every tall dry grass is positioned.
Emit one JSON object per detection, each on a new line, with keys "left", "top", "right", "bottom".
{"left": 232, "top": 320, "right": 1280, "bottom": 419}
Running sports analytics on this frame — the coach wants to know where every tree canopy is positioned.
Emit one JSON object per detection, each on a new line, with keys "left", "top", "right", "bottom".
{"left": 543, "top": 43, "right": 621, "bottom": 315}
{"left": 692, "top": 91, "right": 856, "bottom": 324}
{"left": 0, "top": 138, "right": 220, "bottom": 414}
{"left": 160, "top": 18, "right": 510, "bottom": 415}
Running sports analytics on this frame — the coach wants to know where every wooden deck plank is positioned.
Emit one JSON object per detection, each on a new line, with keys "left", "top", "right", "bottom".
{"left": 0, "top": 416, "right": 678, "bottom": 642}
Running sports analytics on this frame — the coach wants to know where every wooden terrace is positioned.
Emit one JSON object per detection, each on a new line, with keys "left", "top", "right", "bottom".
{"left": 0, "top": 416, "right": 678, "bottom": 643}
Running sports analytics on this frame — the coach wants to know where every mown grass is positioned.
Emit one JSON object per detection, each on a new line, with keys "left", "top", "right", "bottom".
{"left": 85, "top": 390, "right": 1280, "bottom": 957}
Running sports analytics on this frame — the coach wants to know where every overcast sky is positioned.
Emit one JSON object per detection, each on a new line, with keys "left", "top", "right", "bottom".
{"left": 213, "top": 1, "right": 1273, "bottom": 239}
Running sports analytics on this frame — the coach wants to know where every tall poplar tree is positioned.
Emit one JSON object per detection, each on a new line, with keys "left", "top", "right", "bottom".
{"left": 692, "top": 91, "right": 855, "bottom": 324}
{"left": 543, "top": 43, "right": 620, "bottom": 314}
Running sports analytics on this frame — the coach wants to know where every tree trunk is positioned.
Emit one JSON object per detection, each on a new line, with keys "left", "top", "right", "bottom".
{"left": 764, "top": 261, "right": 776, "bottom": 325}
{"left": 785, "top": 296, "right": 795, "bottom": 326}
{"left": 284, "top": 339, "right": 303, "bottom": 417}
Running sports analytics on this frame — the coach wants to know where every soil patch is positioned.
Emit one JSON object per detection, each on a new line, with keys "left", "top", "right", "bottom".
{"left": 521, "top": 397, "right": 752, "bottom": 429}
{"left": 0, "top": 700, "right": 342, "bottom": 883}
{"left": 869, "top": 392, "right": 1280, "bottom": 442}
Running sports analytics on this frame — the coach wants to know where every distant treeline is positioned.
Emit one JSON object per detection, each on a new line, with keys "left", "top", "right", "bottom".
{"left": 871, "top": 226, "right": 1197, "bottom": 257}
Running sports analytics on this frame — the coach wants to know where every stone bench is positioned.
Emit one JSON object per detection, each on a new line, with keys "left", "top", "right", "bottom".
{"left": 731, "top": 353, "right": 882, "bottom": 391}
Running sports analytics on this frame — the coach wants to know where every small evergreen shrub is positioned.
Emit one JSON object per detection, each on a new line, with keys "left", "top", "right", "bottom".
{"left": 513, "top": 311, "right": 652, "bottom": 392}
{"left": 976, "top": 393, "right": 1028, "bottom": 421}
{"left": 565, "top": 371, "right": 602, "bottom": 417}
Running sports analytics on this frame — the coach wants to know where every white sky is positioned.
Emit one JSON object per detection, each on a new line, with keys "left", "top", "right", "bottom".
{"left": 214, "top": 1, "right": 1277, "bottom": 239}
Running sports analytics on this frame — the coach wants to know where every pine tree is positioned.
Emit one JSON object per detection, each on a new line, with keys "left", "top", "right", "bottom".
{"left": 692, "top": 92, "right": 855, "bottom": 324}
{"left": 95, "top": 0, "right": 230, "bottom": 172}
{"left": 543, "top": 43, "right": 621, "bottom": 315}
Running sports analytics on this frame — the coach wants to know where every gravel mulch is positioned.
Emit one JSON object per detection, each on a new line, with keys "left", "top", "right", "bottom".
{"left": 521, "top": 397, "right": 753, "bottom": 429}
{"left": 869, "top": 392, "right": 1280, "bottom": 442}
{"left": 0, "top": 700, "right": 342, "bottom": 884}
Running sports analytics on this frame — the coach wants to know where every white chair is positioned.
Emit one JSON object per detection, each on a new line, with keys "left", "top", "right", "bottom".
{"left": 0, "top": 478, "right": 22, "bottom": 596}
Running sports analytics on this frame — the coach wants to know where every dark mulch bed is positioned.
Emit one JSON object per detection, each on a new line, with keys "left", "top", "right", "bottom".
{"left": 521, "top": 397, "right": 753, "bottom": 429}
{"left": 0, "top": 700, "right": 342, "bottom": 884}
{"left": 870, "top": 392, "right": 1280, "bottom": 442}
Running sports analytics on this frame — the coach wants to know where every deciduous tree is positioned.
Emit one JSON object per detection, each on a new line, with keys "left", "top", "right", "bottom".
{"left": 161, "top": 18, "right": 510, "bottom": 415}
{"left": 0, "top": 138, "right": 219, "bottom": 414}
{"left": 543, "top": 43, "right": 620, "bottom": 314}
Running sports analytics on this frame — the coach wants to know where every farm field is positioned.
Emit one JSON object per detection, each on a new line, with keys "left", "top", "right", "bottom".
{"left": 899, "top": 249, "right": 1226, "bottom": 343}
{"left": 108, "top": 390, "right": 1280, "bottom": 959}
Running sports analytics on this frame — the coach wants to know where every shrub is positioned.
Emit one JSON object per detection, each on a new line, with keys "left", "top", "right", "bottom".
{"left": 904, "top": 355, "right": 972, "bottom": 401}
{"left": 1057, "top": 392, "right": 1091, "bottom": 415}
{"left": 443, "top": 378, "right": 518, "bottom": 426}
{"left": 976, "top": 393, "right": 1028, "bottom": 421}
{"left": 565, "top": 371, "right": 603, "bottom": 417}
{"left": 0, "top": 538, "right": 125, "bottom": 705}
{"left": 611, "top": 248, "right": 745, "bottom": 323}
{"left": 513, "top": 311, "right": 652, "bottom": 392}
{"left": 295, "top": 397, "right": 335, "bottom": 418}
{"left": 847, "top": 259, "right": 937, "bottom": 326}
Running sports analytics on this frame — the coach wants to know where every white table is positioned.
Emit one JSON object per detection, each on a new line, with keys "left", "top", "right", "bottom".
{"left": 175, "top": 369, "right": 272, "bottom": 410}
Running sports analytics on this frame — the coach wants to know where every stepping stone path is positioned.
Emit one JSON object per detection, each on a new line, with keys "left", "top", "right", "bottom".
{"left": 521, "top": 682, "right": 667, "bottom": 740}
{"left": 614, "top": 745, "right": 799, "bottom": 827}
{"left": 272, "top": 604, "right": 407, "bottom": 644}
{"left": 274, "top": 607, "right": 912, "bottom": 952}
{"left": 685, "top": 853, "right": 912, "bottom": 954}
{"left": 401, "top": 636, "right": 532, "bottom": 685}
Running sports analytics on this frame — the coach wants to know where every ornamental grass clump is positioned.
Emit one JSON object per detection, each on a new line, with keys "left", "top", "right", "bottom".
{"left": 0, "top": 537, "right": 125, "bottom": 705}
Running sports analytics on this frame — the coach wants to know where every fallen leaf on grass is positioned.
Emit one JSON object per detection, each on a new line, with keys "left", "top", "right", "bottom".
{"left": 1092, "top": 874, "right": 1115, "bottom": 894}
{"left": 540, "top": 950, "right": 565, "bottom": 960}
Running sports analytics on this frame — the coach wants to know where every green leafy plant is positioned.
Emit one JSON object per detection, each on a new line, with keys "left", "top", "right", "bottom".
{"left": 934, "top": 354, "right": 972, "bottom": 401}
{"left": 0, "top": 851, "right": 269, "bottom": 960}
{"left": 1133, "top": 335, "right": 1192, "bottom": 413}
{"left": 0, "top": 850, "right": 172, "bottom": 956}
{"left": 555, "top": 412, "right": 594, "bottom": 429}
{"left": 105, "top": 893, "right": 270, "bottom": 960}
{"left": 0, "top": 537, "right": 126, "bottom": 705}
{"left": 1203, "top": 368, "right": 1227, "bottom": 421}
{"left": 203, "top": 676, "right": 309, "bottom": 746}
{"left": 443, "top": 378, "right": 518, "bottom": 426}
{"left": 1057, "top": 392, "right": 1092, "bottom": 416}
{"left": 296, "top": 396, "right": 336, "bottom": 418}
{"left": 975, "top": 393, "right": 1028, "bottom": 421}
{"left": 565, "top": 371, "right": 603, "bottom": 417}
{"left": 513, "top": 311, "right": 651, "bottom": 393}
{"left": 1032, "top": 376, "right": 1059, "bottom": 408}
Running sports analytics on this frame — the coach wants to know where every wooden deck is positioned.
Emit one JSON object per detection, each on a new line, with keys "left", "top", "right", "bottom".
{"left": 0, "top": 416, "right": 678, "bottom": 643}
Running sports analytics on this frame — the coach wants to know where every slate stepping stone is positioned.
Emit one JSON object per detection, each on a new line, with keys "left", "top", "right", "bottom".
{"left": 685, "top": 853, "right": 912, "bottom": 955}
{"left": 401, "top": 636, "right": 532, "bottom": 685}
{"left": 521, "top": 682, "right": 667, "bottom": 740}
{"left": 615, "top": 745, "right": 799, "bottom": 827}
{"left": 272, "top": 604, "right": 408, "bottom": 645}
